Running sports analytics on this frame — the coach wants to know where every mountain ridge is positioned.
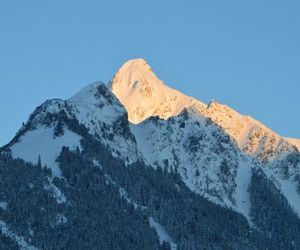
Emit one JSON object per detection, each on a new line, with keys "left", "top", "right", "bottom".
{"left": 110, "top": 58, "right": 299, "bottom": 156}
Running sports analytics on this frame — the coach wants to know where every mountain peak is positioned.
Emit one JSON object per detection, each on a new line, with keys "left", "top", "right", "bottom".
{"left": 69, "top": 81, "right": 121, "bottom": 108}
{"left": 121, "top": 58, "right": 151, "bottom": 69}
{"left": 69, "top": 81, "right": 104, "bottom": 102}
{"left": 110, "top": 59, "right": 206, "bottom": 124}
{"left": 118, "top": 58, "right": 153, "bottom": 73}
{"left": 110, "top": 58, "right": 161, "bottom": 94}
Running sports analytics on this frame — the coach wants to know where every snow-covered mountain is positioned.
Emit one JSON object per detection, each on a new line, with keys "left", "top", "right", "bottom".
{"left": 5, "top": 58, "right": 300, "bottom": 218}
{"left": 1, "top": 58, "right": 300, "bottom": 249}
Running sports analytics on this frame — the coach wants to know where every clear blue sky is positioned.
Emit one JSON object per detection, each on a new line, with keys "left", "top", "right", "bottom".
{"left": 1, "top": 0, "right": 299, "bottom": 146}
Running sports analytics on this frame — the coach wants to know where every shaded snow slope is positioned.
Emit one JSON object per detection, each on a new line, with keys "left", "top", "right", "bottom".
{"left": 69, "top": 81, "right": 125, "bottom": 127}
{"left": 149, "top": 217, "right": 177, "bottom": 250}
{"left": 264, "top": 152, "right": 300, "bottom": 217}
{"left": 68, "top": 82, "right": 139, "bottom": 164}
{"left": 0, "top": 221, "right": 38, "bottom": 250}
{"left": 131, "top": 107, "right": 253, "bottom": 220}
{"left": 234, "top": 159, "right": 253, "bottom": 225}
{"left": 11, "top": 126, "right": 81, "bottom": 177}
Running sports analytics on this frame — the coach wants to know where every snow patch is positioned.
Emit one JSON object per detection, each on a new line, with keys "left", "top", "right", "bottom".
{"left": 44, "top": 178, "right": 66, "bottom": 204}
{"left": 54, "top": 214, "right": 68, "bottom": 226}
{"left": 278, "top": 179, "right": 300, "bottom": 217}
{"left": 234, "top": 159, "right": 252, "bottom": 225}
{"left": 0, "top": 221, "right": 39, "bottom": 250}
{"left": 0, "top": 201, "right": 8, "bottom": 210}
{"left": 149, "top": 217, "right": 177, "bottom": 250}
{"left": 11, "top": 126, "right": 81, "bottom": 177}
{"left": 264, "top": 168, "right": 300, "bottom": 218}
{"left": 93, "top": 160, "right": 102, "bottom": 169}
{"left": 119, "top": 188, "right": 140, "bottom": 209}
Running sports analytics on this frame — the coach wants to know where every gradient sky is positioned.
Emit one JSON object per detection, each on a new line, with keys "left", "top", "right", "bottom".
{"left": 1, "top": 0, "right": 299, "bottom": 146}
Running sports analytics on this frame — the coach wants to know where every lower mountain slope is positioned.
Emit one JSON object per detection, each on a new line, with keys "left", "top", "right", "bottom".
{"left": 0, "top": 125, "right": 282, "bottom": 249}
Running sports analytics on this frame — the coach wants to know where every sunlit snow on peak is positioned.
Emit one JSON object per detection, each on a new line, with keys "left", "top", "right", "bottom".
{"left": 110, "top": 59, "right": 206, "bottom": 124}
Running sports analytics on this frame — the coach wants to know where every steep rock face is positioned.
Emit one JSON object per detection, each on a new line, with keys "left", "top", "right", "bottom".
{"left": 6, "top": 82, "right": 139, "bottom": 176}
